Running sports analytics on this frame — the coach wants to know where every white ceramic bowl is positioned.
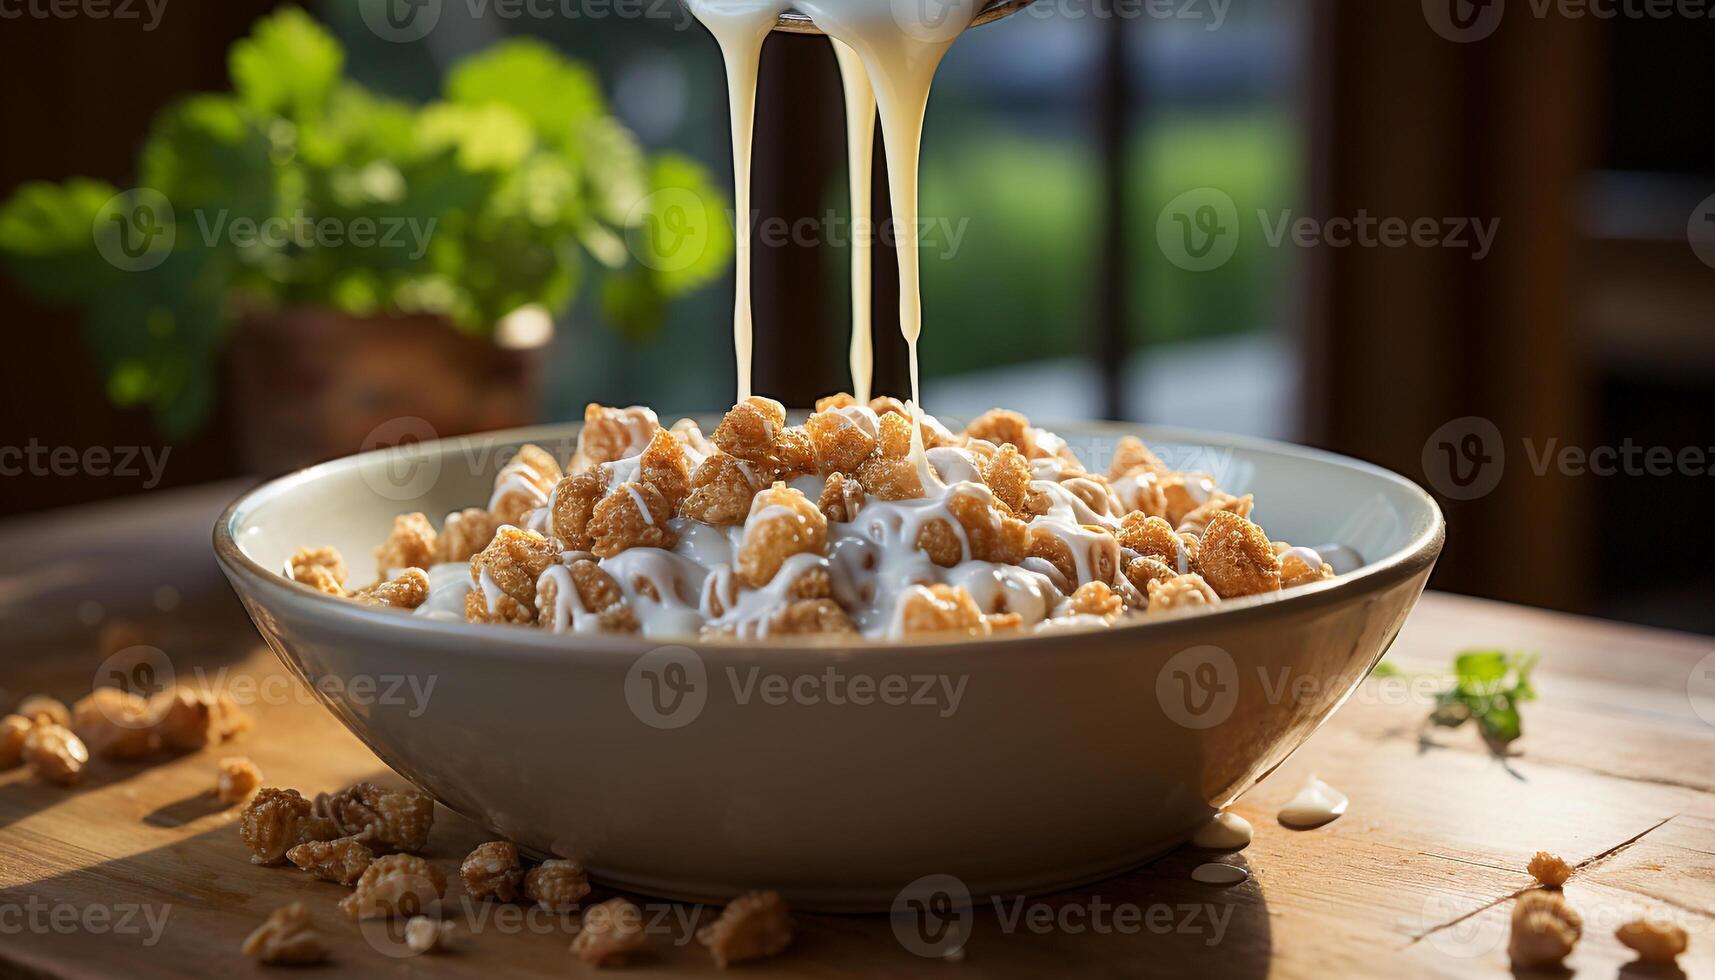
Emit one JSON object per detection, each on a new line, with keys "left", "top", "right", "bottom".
{"left": 215, "top": 421, "right": 1442, "bottom": 911}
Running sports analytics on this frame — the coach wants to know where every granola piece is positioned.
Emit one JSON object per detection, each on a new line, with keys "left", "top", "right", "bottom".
{"left": 460, "top": 841, "right": 524, "bottom": 903}
{"left": 817, "top": 471, "right": 866, "bottom": 522}
{"left": 713, "top": 396, "right": 787, "bottom": 463}
{"left": 406, "top": 915, "right": 455, "bottom": 954}
{"left": 1159, "top": 473, "right": 1219, "bottom": 527}
{"left": 287, "top": 835, "right": 375, "bottom": 886}
{"left": 574, "top": 897, "right": 648, "bottom": 967}
{"left": 551, "top": 469, "right": 606, "bottom": 551}
{"left": 1615, "top": 915, "right": 1688, "bottom": 964}
{"left": 147, "top": 686, "right": 244, "bottom": 751}
{"left": 1116, "top": 513, "right": 1188, "bottom": 568}
{"left": 240, "top": 788, "right": 339, "bottom": 865}
{"left": 1059, "top": 476, "right": 1120, "bottom": 518}
{"left": 1146, "top": 573, "right": 1221, "bottom": 614}
{"left": 1116, "top": 469, "right": 1169, "bottom": 519}
{"left": 815, "top": 392, "right": 857, "bottom": 412}
{"left": 217, "top": 756, "right": 263, "bottom": 804}
{"left": 1026, "top": 525, "right": 1119, "bottom": 588}
{"left": 340, "top": 853, "right": 448, "bottom": 920}
{"left": 490, "top": 444, "right": 562, "bottom": 527}
{"left": 353, "top": 567, "right": 432, "bottom": 609}
{"left": 1108, "top": 435, "right": 1169, "bottom": 479}
{"left": 869, "top": 395, "right": 907, "bottom": 417}
{"left": 471, "top": 526, "right": 560, "bottom": 610}
{"left": 854, "top": 454, "right": 927, "bottom": 501}
{"left": 1121, "top": 555, "right": 1178, "bottom": 594}
{"left": 289, "top": 547, "right": 347, "bottom": 595}
{"left": 538, "top": 562, "right": 640, "bottom": 634}
{"left": 0, "top": 714, "right": 31, "bottom": 768}
{"left": 696, "top": 891, "right": 793, "bottom": 968}
{"left": 1508, "top": 889, "right": 1581, "bottom": 968}
{"left": 1279, "top": 549, "right": 1336, "bottom": 590}
{"left": 898, "top": 584, "right": 988, "bottom": 637}
{"left": 638, "top": 428, "right": 693, "bottom": 510}
{"left": 773, "top": 426, "right": 817, "bottom": 480}
{"left": 1069, "top": 581, "right": 1124, "bottom": 619}
{"left": 805, "top": 408, "right": 876, "bottom": 475}
{"left": 465, "top": 591, "right": 536, "bottom": 626}
{"left": 682, "top": 453, "right": 767, "bottom": 525}
{"left": 590, "top": 482, "right": 678, "bottom": 558}
{"left": 437, "top": 507, "right": 499, "bottom": 563}
{"left": 873, "top": 410, "right": 914, "bottom": 458}
{"left": 964, "top": 408, "right": 1035, "bottom": 457}
{"left": 983, "top": 444, "right": 1049, "bottom": 517}
{"left": 22, "top": 723, "right": 87, "bottom": 785}
{"left": 1176, "top": 493, "right": 1254, "bottom": 536}
{"left": 523, "top": 858, "right": 591, "bottom": 912}
{"left": 1526, "top": 851, "right": 1573, "bottom": 888}
{"left": 375, "top": 512, "right": 438, "bottom": 574}
{"left": 670, "top": 417, "right": 716, "bottom": 457}
{"left": 71, "top": 688, "right": 155, "bottom": 760}
{"left": 314, "top": 781, "right": 435, "bottom": 853}
{"left": 17, "top": 694, "right": 70, "bottom": 727}
{"left": 1195, "top": 512, "right": 1282, "bottom": 598}
{"left": 579, "top": 404, "right": 660, "bottom": 465}
{"left": 737, "top": 483, "right": 828, "bottom": 587}
{"left": 762, "top": 599, "right": 858, "bottom": 636}
{"left": 241, "top": 902, "right": 328, "bottom": 966}
{"left": 915, "top": 486, "right": 1029, "bottom": 568}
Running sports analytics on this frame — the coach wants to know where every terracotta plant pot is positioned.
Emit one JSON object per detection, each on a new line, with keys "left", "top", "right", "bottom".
{"left": 226, "top": 309, "right": 546, "bottom": 475}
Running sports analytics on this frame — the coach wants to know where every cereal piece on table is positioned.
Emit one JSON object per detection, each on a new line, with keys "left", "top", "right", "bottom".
{"left": 1615, "top": 915, "right": 1688, "bottom": 964}
{"left": 696, "top": 891, "right": 793, "bottom": 968}
{"left": 551, "top": 469, "right": 606, "bottom": 552}
{"left": 1508, "top": 889, "right": 1581, "bottom": 968}
{"left": 855, "top": 454, "right": 927, "bottom": 502}
{"left": 406, "top": 915, "right": 454, "bottom": 954}
{"left": 523, "top": 858, "right": 591, "bottom": 912}
{"left": 490, "top": 444, "right": 562, "bottom": 527}
{"left": 375, "top": 512, "right": 439, "bottom": 574}
{"left": 537, "top": 561, "right": 640, "bottom": 634}
{"left": 1146, "top": 573, "right": 1220, "bottom": 614}
{"left": 0, "top": 714, "right": 32, "bottom": 768}
{"left": 22, "top": 723, "right": 87, "bottom": 785}
{"left": 147, "top": 686, "right": 238, "bottom": 752}
{"left": 713, "top": 396, "right": 787, "bottom": 463}
{"left": 353, "top": 567, "right": 432, "bottom": 609}
{"left": 1526, "top": 851, "right": 1573, "bottom": 887}
{"left": 682, "top": 453, "right": 767, "bottom": 525}
{"left": 216, "top": 756, "right": 263, "bottom": 804}
{"left": 1176, "top": 493, "right": 1254, "bottom": 536}
{"left": 983, "top": 444, "right": 1049, "bottom": 517}
{"left": 805, "top": 408, "right": 876, "bottom": 475}
{"left": 817, "top": 471, "right": 866, "bottom": 522}
{"left": 241, "top": 902, "right": 328, "bottom": 966}
{"left": 579, "top": 404, "right": 660, "bottom": 465}
{"left": 288, "top": 547, "right": 347, "bottom": 595}
{"left": 1195, "top": 512, "right": 1282, "bottom": 598}
{"left": 736, "top": 484, "right": 827, "bottom": 588}
{"left": 471, "top": 526, "right": 560, "bottom": 610}
{"left": 1108, "top": 435, "right": 1168, "bottom": 479}
{"left": 71, "top": 688, "right": 155, "bottom": 760}
{"left": 1069, "top": 581, "right": 1124, "bottom": 619}
{"left": 240, "top": 787, "right": 339, "bottom": 865}
{"left": 17, "top": 694, "right": 70, "bottom": 727}
{"left": 460, "top": 841, "right": 524, "bottom": 902}
{"left": 574, "top": 897, "right": 648, "bottom": 967}
{"left": 963, "top": 408, "right": 1035, "bottom": 457}
{"left": 815, "top": 392, "right": 857, "bottom": 412}
{"left": 437, "top": 507, "right": 499, "bottom": 563}
{"left": 638, "top": 428, "right": 693, "bottom": 510}
{"left": 589, "top": 481, "right": 678, "bottom": 558}
{"left": 313, "top": 781, "right": 435, "bottom": 852}
{"left": 340, "top": 853, "right": 448, "bottom": 920}
{"left": 1116, "top": 513, "right": 1187, "bottom": 568}
{"left": 287, "top": 835, "right": 375, "bottom": 886}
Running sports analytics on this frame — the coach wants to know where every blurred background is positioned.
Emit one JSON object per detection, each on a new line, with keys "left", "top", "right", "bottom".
{"left": 1, "top": 0, "right": 1711, "bottom": 632}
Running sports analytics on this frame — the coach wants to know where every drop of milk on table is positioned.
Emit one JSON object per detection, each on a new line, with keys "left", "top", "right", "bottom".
{"left": 1191, "top": 863, "right": 1250, "bottom": 886}
{"left": 1277, "top": 774, "right": 1348, "bottom": 829}
{"left": 1192, "top": 810, "right": 1254, "bottom": 850}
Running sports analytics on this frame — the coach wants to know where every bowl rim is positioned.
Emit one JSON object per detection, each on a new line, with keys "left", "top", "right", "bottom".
{"left": 213, "top": 418, "right": 1445, "bottom": 658}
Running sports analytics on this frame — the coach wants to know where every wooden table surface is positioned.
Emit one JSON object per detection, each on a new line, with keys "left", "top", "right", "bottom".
{"left": 0, "top": 484, "right": 1711, "bottom": 978}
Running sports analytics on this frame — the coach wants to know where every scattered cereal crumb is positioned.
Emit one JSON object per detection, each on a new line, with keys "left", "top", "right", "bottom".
{"left": 523, "top": 858, "right": 591, "bottom": 912}
{"left": 16, "top": 695, "right": 69, "bottom": 728}
{"left": 573, "top": 897, "right": 648, "bottom": 967}
{"left": 1526, "top": 851, "right": 1572, "bottom": 888}
{"left": 1615, "top": 914, "right": 1688, "bottom": 964}
{"left": 22, "top": 722, "right": 87, "bottom": 785}
{"left": 241, "top": 902, "right": 328, "bottom": 966}
{"left": 405, "top": 915, "right": 454, "bottom": 954}
{"left": 460, "top": 841, "right": 524, "bottom": 903}
{"left": 313, "top": 781, "right": 435, "bottom": 853}
{"left": 240, "top": 787, "right": 340, "bottom": 865}
{"left": 696, "top": 891, "right": 793, "bottom": 968}
{"left": 340, "top": 853, "right": 447, "bottom": 920}
{"left": 1507, "top": 889, "right": 1582, "bottom": 968}
{"left": 216, "top": 756, "right": 263, "bottom": 804}
{"left": 0, "top": 714, "right": 31, "bottom": 769}
{"left": 71, "top": 688, "right": 155, "bottom": 760}
{"left": 287, "top": 835, "right": 375, "bottom": 886}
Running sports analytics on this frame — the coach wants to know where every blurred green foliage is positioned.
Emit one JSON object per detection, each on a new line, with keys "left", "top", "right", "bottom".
{"left": 0, "top": 6, "right": 731, "bottom": 436}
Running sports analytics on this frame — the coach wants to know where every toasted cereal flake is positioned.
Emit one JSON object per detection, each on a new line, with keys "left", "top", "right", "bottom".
{"left": 713, "top": 397, "right": 787, "bottom": 463}
{"left": 589, "top": 481, "right": 678, "bottom": 558}
{"left": 579, "top": 404, "right": 660, "bottom": 465}
{"left": 1146, "top": 574, "right": 1221, "bottom": 614}
{"left": 354, "top": 568, "right": 432, "bottom": 609}
{"left": 217, "top": 756, "right": 263, "bottom": 804}
{"left": 696, "top": 891, "right": 793, "bottom": 968}
{"left": 1109, "top": 435, "right": 1168, "bottom": 479}
{"left": 1122, "top": 555, "right": 1178, "bottom": 595}
{"left": 241, "top": 787, "right": 340, "bottom": 865}
{"left": 736, "top": 484, "right": 827, "bottom": 587}
{"left": 288, "top": 547, "right": 348, "bottom": 595}
{"left": 1279, "top": 550, "right": 1336, "bottom": 590}
{"left": 471, "top": 526, "right": 560, "bottom": 610}
{"left": 465, "top": 590, "right": 536, "bottom": 626}
{"left": 1059, "top": 475, "right": 1121, "bottom": 518}
{"left": 22, "top": 723, "right": 87, "bottom": 785}
{"left": 638, "top": 428, "right": 693, "bottom": 510}
{"left": 682, "top": 453, "right": 766, "bottom": 525}
{"left": 16, "top": 694, "right": 70, "bottom": 727}
{"left": 460, "top": 841, "right": 524, "bottom": 902}
{"left": 671, "top": 418, "right": 716, "bottom": 457}
{"left": 491, "top": 444, "right": 562, "bottom": 526}
{"left": 772, "top": 426, "right": 817, "bottom": 480}
{"left": 873, "top": 411, "right": 914, "bottom": 458}
{"left": 1069, "top": 581, "right": 1124, "bottom": 619}
{"left": 375, "top": 512, "right": 439, "bottom": 574}
{"left": 1176, "top": 493, "right": 1254, "bottom": 536}
{"left": 1194, "top": 512, "right": 1282, "bottom": 599}
{"left": 523, "top": 858, "right": 591, "bottom": 911}
{"left": 964, "top": 408, "right": 1035, "bottom": 456}
{"left": 1527, "top": 851, "right": 1573, "bottom": 888}
{"left": 537, "top": 560, "right": 640, "bottom": 634}
{"left": 1508, "top": 890, "right": 1581, "bottom": 968}
{"left": 815, "top": 392, "right": 857, "bottom": 412}
{"left": 405, "top": 915, "right": 454, "bottom": 954}
{"left": 71, "top": 688, "right": 155, "bottom": 760}
{"left": 1158, "top": 473, "right": 1218, "bottom": 527}
{"left": 574, "top": 897, "right": 648, "bottom": 967}
{"left": 869, "top": 395, "right": 907, "bottom": 417}
{"left": 552, "top": 469, "right": 607, "bottom": 553}
{"left": 855, "top": 454, "right": 927, "bottom": 502}
{"left": 340, "top": 853, "right": 447, "bottom": 920}
{"left": 805, "top": 408, "right": 876, "bottom": 475}
{"left": 313, "top": 781, "right": 434, "bottom": 853}
{"left": 983, "top": 444, "right": 1049, "bottom": 517}
{"left": 1117, "top": 513, "right": 1186, "bottom": 566}
{"left": 241, "top": 902, "right": 328, "bottom": 965}
{"left": 816, "top": 471, "right": 866, "bottom": 523}
{"left": 0, "top": 714, "right": 32, "bottom": 768}
{"left": 758, "top": 599, "right": 857, "bottom": 636}
{"left": 898, "top": 584, "right": 989, "bottom": 637}
{"left": 1615, "top": 915, "right": 1688, "bottom": 964}
{"left": 288, "top": 835, "right": 375, "bottom": 886}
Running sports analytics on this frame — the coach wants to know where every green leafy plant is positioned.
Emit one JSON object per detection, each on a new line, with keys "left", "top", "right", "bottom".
{"left": 1373, "top": 650, "right": 1540, "bottom": 748}
{"left": 0, "top": 7, "right": 731, "bottom": 437}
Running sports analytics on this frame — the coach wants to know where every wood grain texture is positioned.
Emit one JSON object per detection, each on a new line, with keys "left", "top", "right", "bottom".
{"left": 1, "top": 567, "right": 1711, "bottom": 979}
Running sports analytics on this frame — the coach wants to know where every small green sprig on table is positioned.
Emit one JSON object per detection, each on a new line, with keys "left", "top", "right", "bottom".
{"left": 1372, "top": 650, "right": 1540, "bottom": 750}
